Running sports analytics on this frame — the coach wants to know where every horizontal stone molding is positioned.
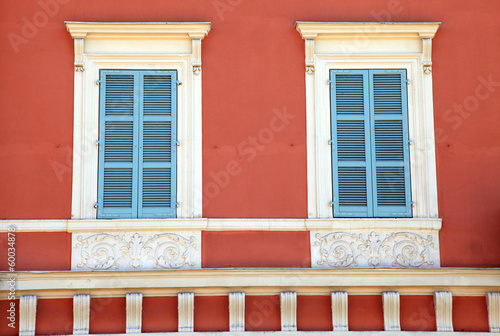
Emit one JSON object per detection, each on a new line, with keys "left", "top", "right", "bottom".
{"left": 0, "top": 218, "right": 442, "bottom": 232}
{"left": 295, "top": 22, "right": 441, "bottom": 39}
{"left": 1, "top": 268, "right": 499, "bottom": 299}
{"left": 65, "top": 22, "right": 211, "bottom": 39}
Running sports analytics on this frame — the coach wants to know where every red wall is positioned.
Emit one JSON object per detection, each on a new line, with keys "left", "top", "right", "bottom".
{"left": 142, "top": 296, "right": 178, "bottom": 333}
{"left": 0, "top": 0, "right": 499, "bottom": 278}
{"left": 202, "top": 231, "right": 310, "bottom": 268}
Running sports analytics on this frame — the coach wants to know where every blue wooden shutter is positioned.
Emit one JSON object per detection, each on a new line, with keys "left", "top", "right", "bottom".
{"left": 97, "top": 70, "right": 139, "bottom": 218}
{"left": 368, "top": 69, "right": 412, "bottom": 217}
{"left": 138, "top": 71, "right": 177, "bottom": 218}
{"left": 98, "top": 70, "right": 177, "bottom": 219}
{"left": 330, "top": 70, "right": 373, "bottom": 217}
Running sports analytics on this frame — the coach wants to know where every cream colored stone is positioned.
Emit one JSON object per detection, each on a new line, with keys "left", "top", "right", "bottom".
{"left": 126, "top": 293, "right": 143, "bottom": 334}
{"left": 331, "top": 291, "right": 348, "bottom": 331}
{"left": 488, "top": 292, "right": 500, "bottom": 333}
{"left": 280, "top": 291, "right": 297, "bottom": 331}
{"left": 19, "top": 295, "right": 37, "bottom": 336}
{"left": 435, "top": 291, "right": 453, "bottom": 332}
{"left": 383, "top": 292, "right": 400, "bottom": 331}
{"left": 178, "top": 292, "right": 194, "bottom": 332}
{"left": 73, "top": 294, "right": 90, "bottom": 334}
{"left": 229, "top": 292, "right": 245, "bottom": 332}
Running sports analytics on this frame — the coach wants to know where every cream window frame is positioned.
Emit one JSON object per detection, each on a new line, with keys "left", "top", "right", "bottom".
{"left": 66, "top": 22, "right": 211, "bottom": 219}
{"left": 296, "top": 22, "right": 441, "bottom": 220}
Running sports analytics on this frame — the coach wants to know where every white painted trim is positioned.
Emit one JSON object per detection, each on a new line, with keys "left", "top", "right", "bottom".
{"left": 487, "top": 292, "right": 500, "bottom": 333}
{"left": 435, "top": 291, "right": 453, "bottom": 332}
{"left": 65, "top": 22, "right": 210, "bottom": 220}
{"left": 383, "top": 292, "right": 400, "bottom": 331}
{"left": 331, "top": 292, "right": 348, "bottom": 331}
{"left": 295, "top": 22, "right": 440, "bottom": 220}
{"left": 65, "top": 22, "right": 211, "bottom": 38}
{"left": 295, "top": 22, "right": 440, "bottom": 39}
{"left": 126, "top": 293, "right": 143, "bottom": 334}
{"left": 229, "top": 292, "right": 245, "bottom": 332}
{"left": 178, "top": 292, "right": 194, "bottom": 332}
{"left": 73, "top": 294, "right": 90, "bottom": 335}
{"left": 280, "top": 291, "right": 297, "bottom": 332}
{"left": 2, "top": 269, "right": 499, "bottom": 298}
{"left": 0, "top": 218, "right": 442, "bottom": 232}
{"left": 19, "top": 295, "right": 37, "bottom": 336}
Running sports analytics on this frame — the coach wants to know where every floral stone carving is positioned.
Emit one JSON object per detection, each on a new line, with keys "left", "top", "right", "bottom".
{"left": 72, "top": 231, "right": 201, "bottom": 271}
{"left": 311, "top": 230, "right": 440, "bottom": 268}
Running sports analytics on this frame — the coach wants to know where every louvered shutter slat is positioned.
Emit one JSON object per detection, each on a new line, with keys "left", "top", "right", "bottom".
{"left": 369, "top": 70, "right": 412, "bottom": 217}
{"left": 331, "top": 70, "right": 373, "bottom": 217}
{"left": 138, "top": 72, "right": 177, "bottom": 218}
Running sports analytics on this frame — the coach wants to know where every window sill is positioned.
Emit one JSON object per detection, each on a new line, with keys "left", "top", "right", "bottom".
{"left": 0, "top": 217, "right": 441, "bottom": 232}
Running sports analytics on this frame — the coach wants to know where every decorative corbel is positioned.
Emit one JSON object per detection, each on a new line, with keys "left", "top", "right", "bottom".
{"left": 73, "top": 36, "right": 86, "bottom": 72}
{"left": 73, "top": 294, "right": 90, "bottom": 335}
{"left": 229, "top": 292, "right": 245, "bottom": 332}
{"left": 331, "top": 292, "right": 348, "bottom": 331}
{"left": 280, "top": 291, "right": 297, "bottom": 331}
{"left": 178, "top": 292, "right": 194, "bottom": 332}
{"left": 383, "top": 292, "right": 401, "bottom": 331}
{"left": 126, "top": 293, "right": 143, "bottom": 334}
{"left": 190, "top": 36, "right": 202, "bottom": 75}
{"left": 20, "top": 295, "right": 37, "bottom": 336}
{"left": 422, "top": 37, "right": 432, "bottom": 75}
{"left": 435, "top": 291, "right": 453, "bottom": 332}
{"left": 305, "top": 38, "right": 315, "bottom": 75}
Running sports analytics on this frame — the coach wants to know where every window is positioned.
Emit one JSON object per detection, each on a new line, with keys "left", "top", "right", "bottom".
{"left": 98, "top": 70, "right": 177, "bottom": 218}
{"left": 296, "top": 22, "right": 441, "bottom": 221}
{"left": 330, "top": 69, "right": 411, "bottom": 218}
{"left": 65, "top": 22, "right": 210, "bottom": 220}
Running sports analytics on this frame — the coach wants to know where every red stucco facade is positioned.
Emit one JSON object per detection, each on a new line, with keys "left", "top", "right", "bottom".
{"left": 1, "top": 0, "right": 499, "bottom": 334}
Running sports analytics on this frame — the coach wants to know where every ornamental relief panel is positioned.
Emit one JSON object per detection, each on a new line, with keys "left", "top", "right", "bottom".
{"left": 71, "top": 231, "right": 201, "bottom": 271}
{"left": 310, "top": 230, "right": 440, "bottom": 268}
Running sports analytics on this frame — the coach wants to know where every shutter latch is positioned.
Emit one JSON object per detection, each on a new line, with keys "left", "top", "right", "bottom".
{"left": 329, "top": 201, "right": 334, "bottom": 207}
{"left": 176, "top": 140, "right": 180, "bottom": 147}
{"left": 176, "top": 202, "right": 180, "bottom": 208}
{"left": 408, "top": 139, "right": 413, "bottom": 145}
{"left": 96, "top": 80, "right": 102, "bottom": 86}
{"left": 406, "top": 79, "right": 410, "bottom": 86}
{"left": 327, "top": 79, "right": 333, "bottom": 85}
{"left": 93, "top": 202, "right": 99, "bottom": 209}
{"left": 96, "top": 140, "right": 101, "bottom": 147}
{"left": 176, "top": 80, "right": 182, "bottom": 86}
{"left": 328, "top": 139, "right": 334, "bottom": 145}
{"left": 410, "top": 201, "right": 415, "bottom": 207}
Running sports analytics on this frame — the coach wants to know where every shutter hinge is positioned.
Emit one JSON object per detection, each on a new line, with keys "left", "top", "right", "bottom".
{"left": 176, "top": 80, "right": 182, "bottom": 86}
{"left": 96, "top": 140, "right": 101, "bottom": 147}
{"left": 329, "top": 201, "right": 334, "bottom": 207}
{"left": 328, "top": 139, "right": 334, "bottom": 145}
{"left": 93, "top": 202, "right": 99, "bottom": 209}
{"left": 176, "top": 202, "right": 180, "bottom": 208}
{"left": 408, "top": 139, "right": 413, "bottom": 145}
{"left": 176, "top": 140, "right": 180, "bottom": 147}
{"left": 406, "top": 79, "right": 410, "bottom": 86}
{"left": 96, "top": 80, "right": 102, "bottom": 85}
{"left": 410, "top": 201, "right": 415, "bottom": 207}
{"left": 327, "top": 79, "right": 333, "bottom": 85}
